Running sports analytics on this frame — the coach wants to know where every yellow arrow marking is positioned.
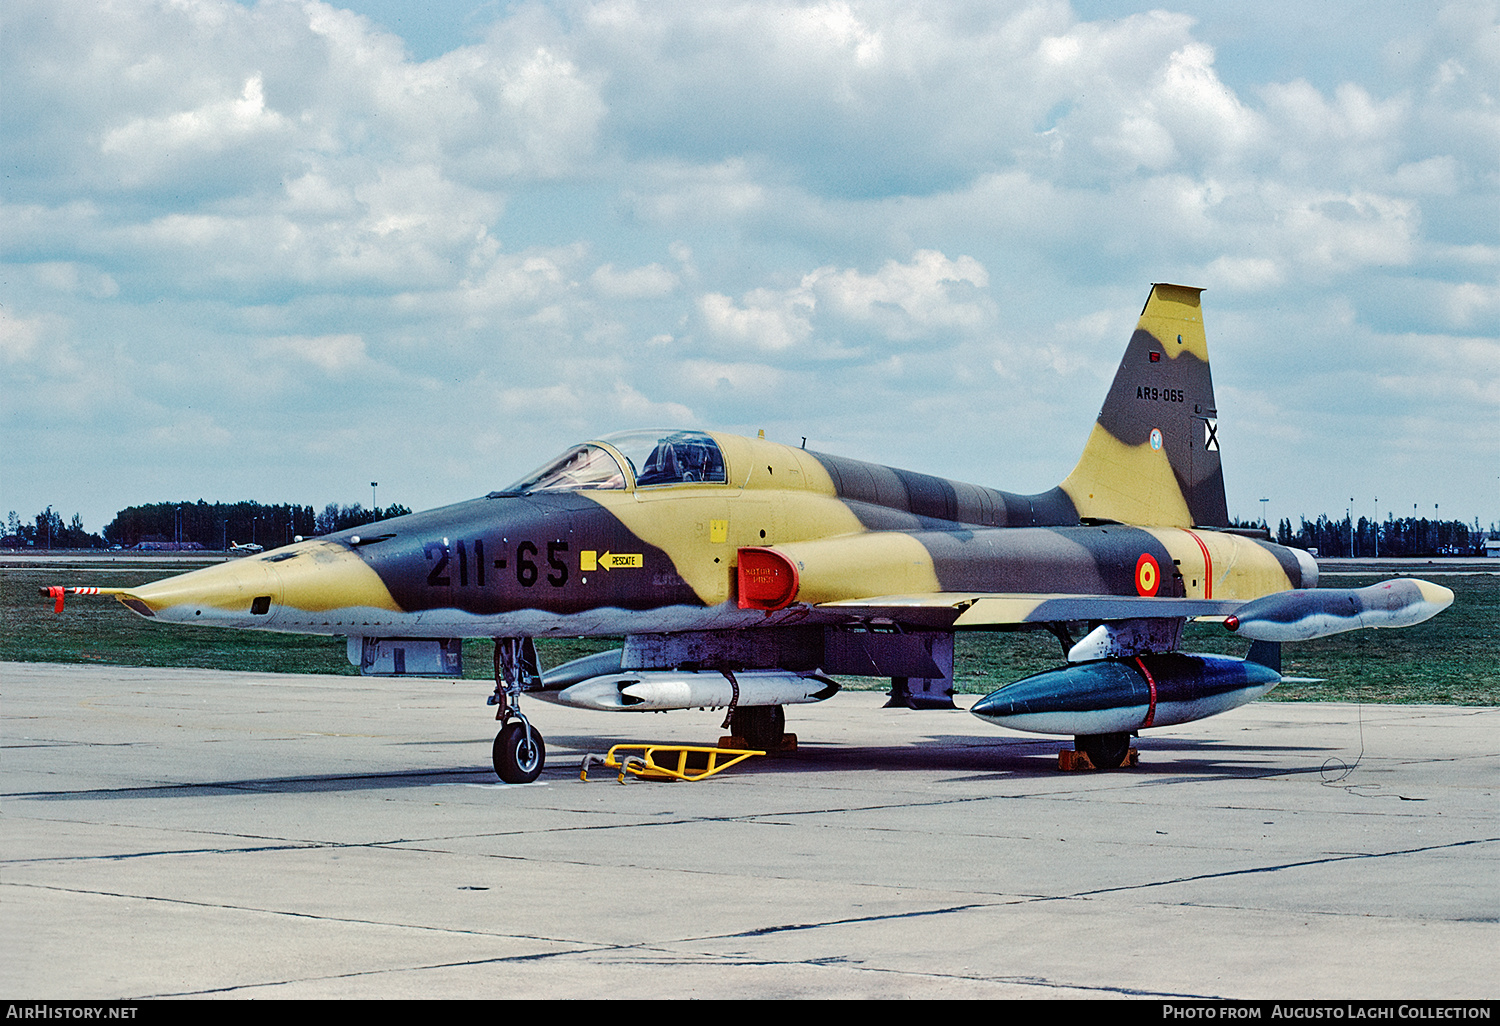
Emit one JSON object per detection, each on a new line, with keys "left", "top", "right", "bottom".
{"left": 598, "top": 551, "right": 643, "bottom": 570}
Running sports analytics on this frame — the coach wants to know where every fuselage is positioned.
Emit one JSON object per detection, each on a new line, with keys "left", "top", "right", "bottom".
{"left": 117, "top": 429, "right": 1316, "bottom": 637}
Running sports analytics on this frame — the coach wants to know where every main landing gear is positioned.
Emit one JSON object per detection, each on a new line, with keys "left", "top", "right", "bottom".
{"left": 728, "top": 704, "right": 785, "bottom": 751}
{"left": 1072, "top": 732, "right": 1134, "bottom": 770}
{"left": 489, "top": 638, "right": 546, "bottom": 784}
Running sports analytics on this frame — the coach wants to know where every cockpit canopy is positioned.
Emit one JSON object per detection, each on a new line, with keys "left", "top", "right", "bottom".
{"left": 500, "top": 430, "right": 727, "bottom": 494}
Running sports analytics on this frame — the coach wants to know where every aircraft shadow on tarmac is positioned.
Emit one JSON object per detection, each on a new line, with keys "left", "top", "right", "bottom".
{"left": 751, "top": 740, "right": 1336, "bottom": 780}
{"left": 10, "top": 768, "right": 496, "bottom": 801}
{"left": 11, "top": 735, "right": 1346, "bottom": 801}
{"left": 537, "top": 731, "right": 1347, "bottom": 783}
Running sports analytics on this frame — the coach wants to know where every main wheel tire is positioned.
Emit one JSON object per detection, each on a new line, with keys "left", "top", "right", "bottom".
{"left": 1076, "top": 732, "right": 1131, "bottom": 770}
{"left": 494, "top": 721, "right": 546, "bottom": 783}
{"left": 730, "top": 705, "right": 785, "bottom": 751}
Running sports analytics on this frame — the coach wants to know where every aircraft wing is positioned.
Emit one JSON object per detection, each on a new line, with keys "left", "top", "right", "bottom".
{"left": 816, "top": 593, "right": 1244, "bottom": 627}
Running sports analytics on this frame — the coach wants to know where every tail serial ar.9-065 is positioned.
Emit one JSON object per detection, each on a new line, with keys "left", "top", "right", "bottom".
{"left": 48, "top": 285, "right": 1451, "bottom": 780}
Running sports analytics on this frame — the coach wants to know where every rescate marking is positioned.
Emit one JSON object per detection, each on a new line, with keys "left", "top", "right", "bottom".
{"left": 1135, "top": 553, "right": 1161, "bottom": 597}
{"left": 584, "top": 551, "right": 642, "bottom": 571}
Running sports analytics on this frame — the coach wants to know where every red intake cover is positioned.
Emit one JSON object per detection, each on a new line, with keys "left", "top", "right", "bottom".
{"left": 737, "top": 547, "right": 799, "bottom": 610}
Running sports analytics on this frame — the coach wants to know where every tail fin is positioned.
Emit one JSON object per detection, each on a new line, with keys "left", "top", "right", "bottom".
{"left": 1059, "top": 284, "right": 1229, "bottom": 528}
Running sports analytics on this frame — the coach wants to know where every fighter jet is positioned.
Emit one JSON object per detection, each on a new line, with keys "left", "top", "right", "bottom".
{"left": 46, "top": 285, "right": 1451, "bottom": 781}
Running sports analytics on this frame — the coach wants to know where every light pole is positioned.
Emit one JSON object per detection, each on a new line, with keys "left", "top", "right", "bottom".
{"left": 1260, "top": 497, "right": 1269, "bottom": 531}
{"left": 372, "top": 482, "right": 378, "bottom": 516}
{"left": 1348, "top": 499, "right": 1354, "bottom": 558}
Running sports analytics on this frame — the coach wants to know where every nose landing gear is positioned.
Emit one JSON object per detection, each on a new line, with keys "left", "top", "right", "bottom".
{"left": 489, "top": 638, "right": 546, "bottom": 784}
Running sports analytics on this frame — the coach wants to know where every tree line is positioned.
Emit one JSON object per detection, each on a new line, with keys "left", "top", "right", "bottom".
{"left": 3, "top": 500, "right": 412, "bottom": 550}
{"left": 4, "top": 508, "right": 101, "bottom": 550}
{"left": 4, "top": 502, "right": 1494, "bottom": 555}
{"left": 1270, "top": 515, "right": 1491, "bottom": 557}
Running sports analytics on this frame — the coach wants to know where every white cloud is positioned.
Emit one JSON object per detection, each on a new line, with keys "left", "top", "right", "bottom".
{"left": 1437, "top": 280, "right": 1500, "bottom": 330}
{"left": 605, "top": 381, "right": 696, "bottom": 424}
{"left": 256, "top": 333, "right": 369, "bottom": 374}
{"left": 100, "top": 73, "right": 288, "bottom": 164}
{"left": 590, "top": 262, "right": 678, "bottom": 299}
{"left": 1280, "top": 190, "right": 1418, "bottom": 272}
{"left": 32, "top": 262, "right": 119, "bottom": 299}
{"left": 1393, "top": 155, "right": 1462, "bottom": 195}
{"left": 698, "top": 290, "right": 813, "bottom": 352}
{"left": 674, "top": 358, "right": 790, "bottom": 397}
{"left": 0, "top": 306, "right": 46, "bottom": 364}
{"left": 803, "top": 250, "right": 992, "bottom": 337}
{"left": 625, "top": 159, "right": 770, "bottom": 225}
{"left": 147, "top": 410, "right": 234, "bottom": 449}
{"left": 1203, "top": 255, "right": 1284, "bottom": 292}
{"left": 1, "top": 0, "right": 1496, "bottom": 529}
{"left": 459, "top": 247, "right": 582, "bottom": 313}
{"left": 1372, "top": 334, "right": 1500, "bottom": 407}
{"left": 698, "top": 250, "right": 992, "bottom": 355}
{"left": 1154, "top": 42, "right": 1263, "bottom": 158}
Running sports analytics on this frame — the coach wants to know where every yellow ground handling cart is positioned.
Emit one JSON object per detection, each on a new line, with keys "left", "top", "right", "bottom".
{"left": 581, "top": 743, "right": 765, "bottom": 783}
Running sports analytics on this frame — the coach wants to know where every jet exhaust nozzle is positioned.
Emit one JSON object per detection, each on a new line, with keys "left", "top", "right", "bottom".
{"left": 970, "top": 653, "right": 1281, "bottom": 736}
{"left": 1224, "top": 579, "right": 1453, "bottom": 642}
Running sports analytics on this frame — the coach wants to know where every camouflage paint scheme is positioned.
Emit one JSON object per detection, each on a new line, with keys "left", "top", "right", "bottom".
{"left": 114, "top": 285, "right": 1311, "bottom": 638}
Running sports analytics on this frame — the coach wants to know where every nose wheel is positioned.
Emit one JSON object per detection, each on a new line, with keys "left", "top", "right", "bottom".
{"left": 493, "top": 715, "right": 546, "bottom": 784}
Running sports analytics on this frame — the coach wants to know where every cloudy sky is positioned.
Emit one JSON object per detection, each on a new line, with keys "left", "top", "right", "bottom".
{"left": 3, "top": 0, "right": 1497, "bottom": 539}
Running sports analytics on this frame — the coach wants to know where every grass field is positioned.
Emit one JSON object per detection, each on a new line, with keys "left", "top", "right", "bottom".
{"left": 3, "top": 559, "right": 1495, "bottom": 703}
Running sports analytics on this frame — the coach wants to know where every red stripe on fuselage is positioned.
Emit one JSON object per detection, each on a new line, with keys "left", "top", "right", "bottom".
{"left": 1183, "top": 529, "right": 1213, "bottom": 599}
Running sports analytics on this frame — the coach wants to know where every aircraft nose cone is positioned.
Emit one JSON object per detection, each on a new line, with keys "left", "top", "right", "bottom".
{"left": 123, "top": 539, "right": 401, "bottom": 625}
{"left": 126, "top": 555, "right": 284, "bottom": 622}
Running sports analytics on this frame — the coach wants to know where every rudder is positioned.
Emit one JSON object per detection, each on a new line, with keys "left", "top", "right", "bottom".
{"left": 1059, "top": 284, "right": 1229, "bottom": 528}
